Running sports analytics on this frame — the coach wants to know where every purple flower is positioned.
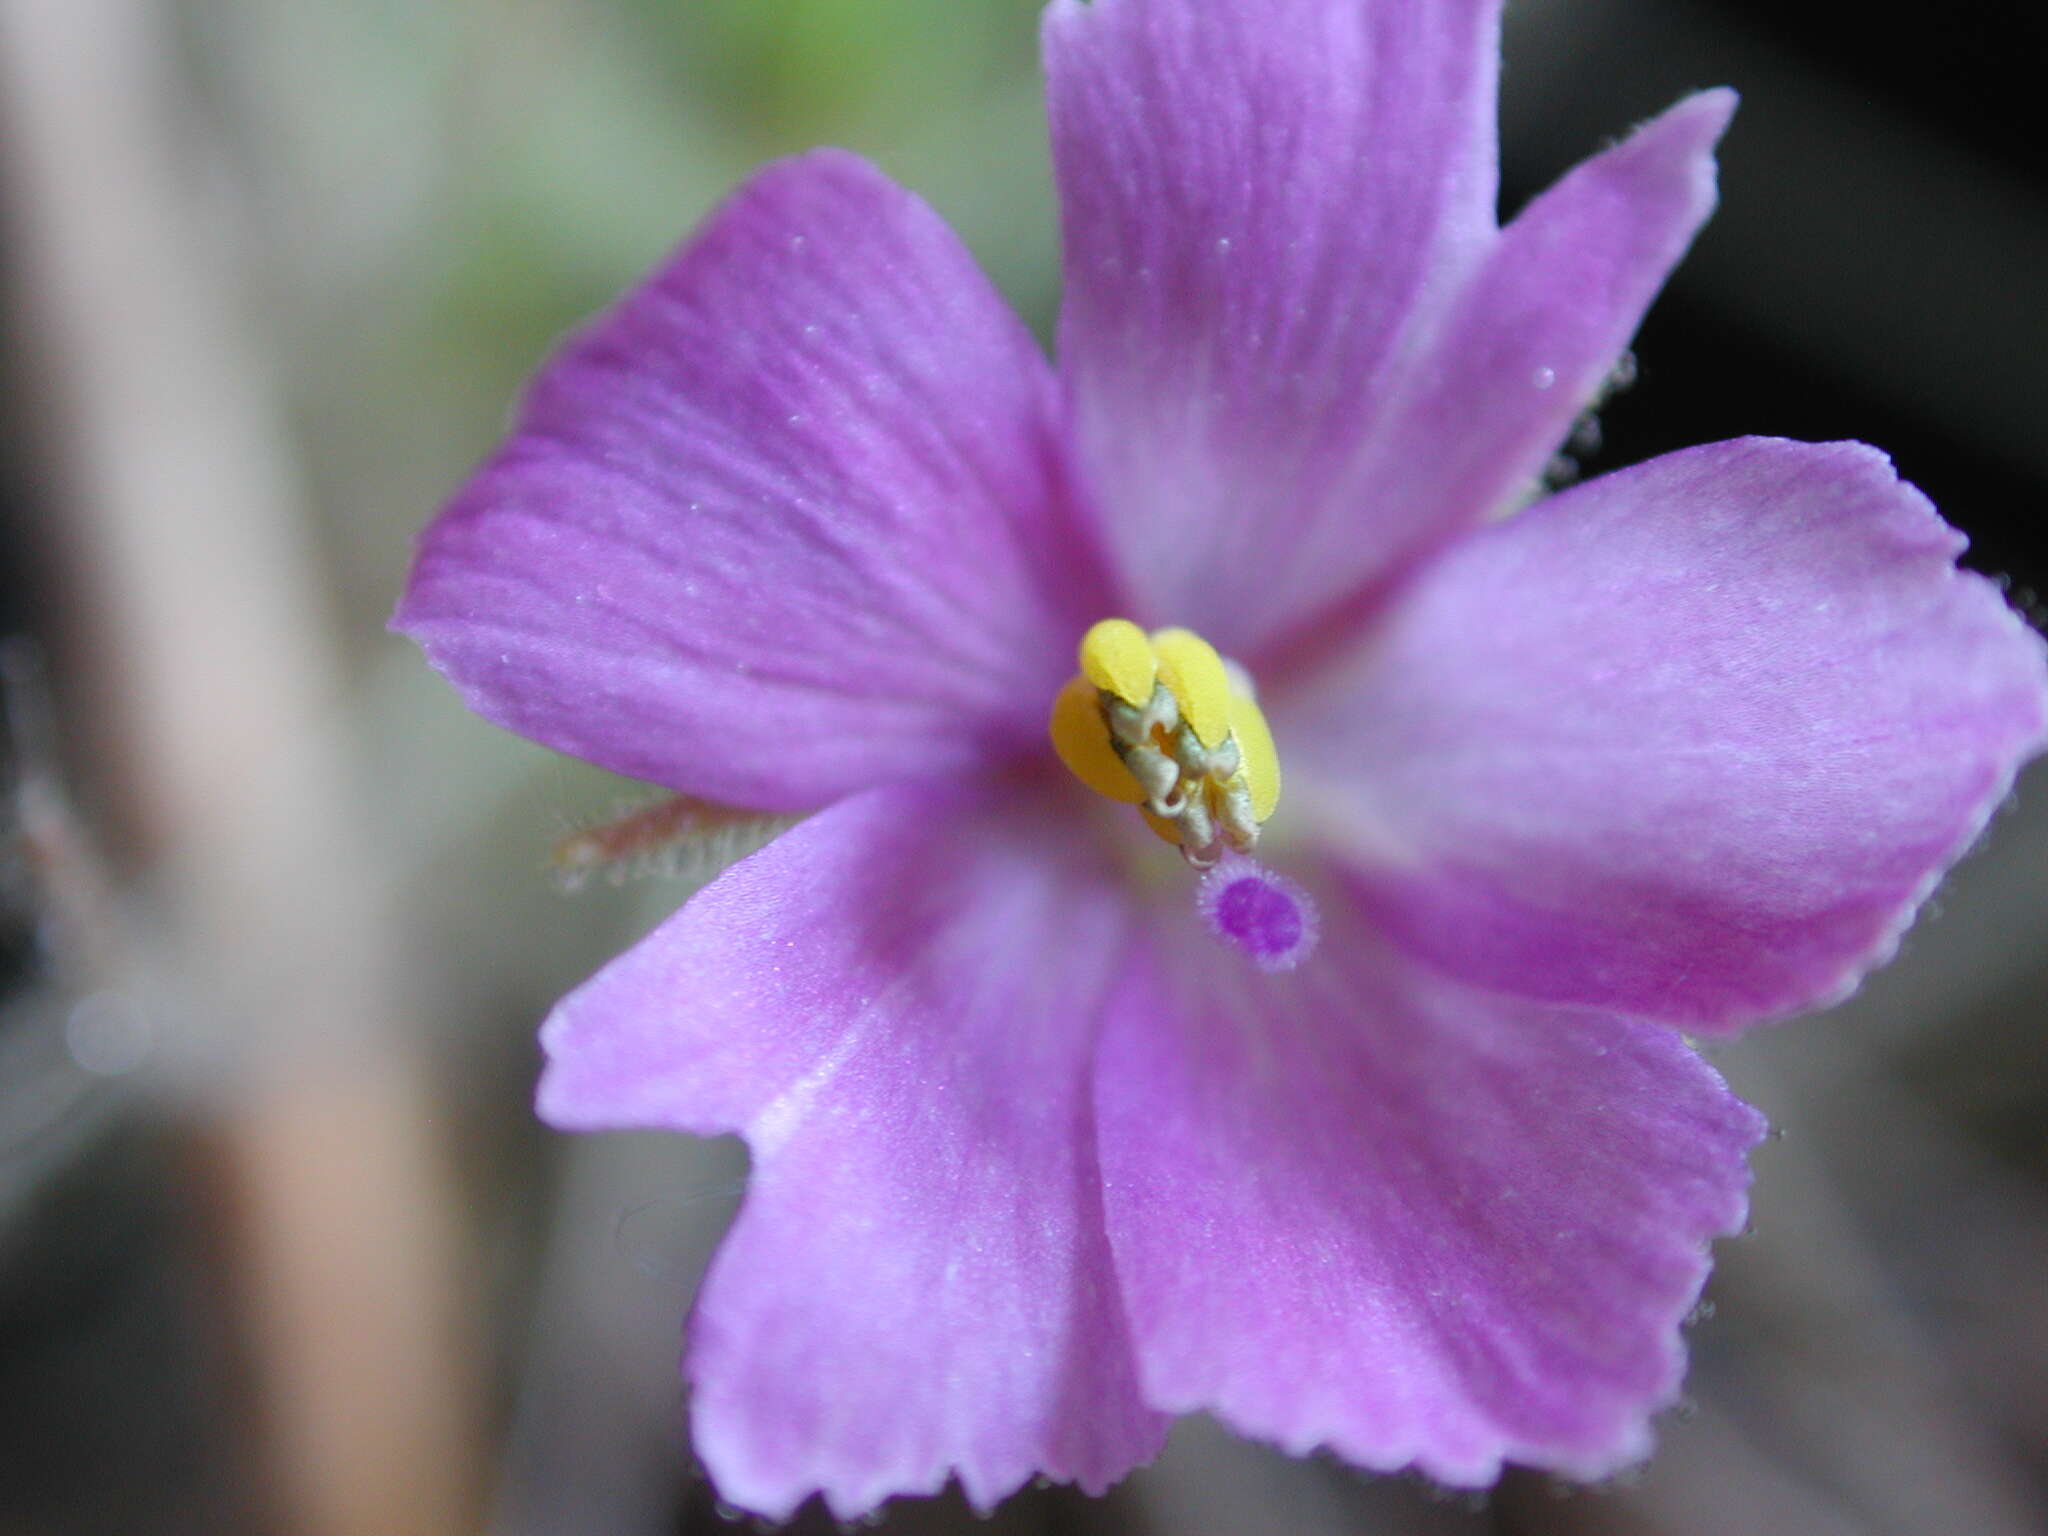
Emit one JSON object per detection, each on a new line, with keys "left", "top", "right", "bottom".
{"left": 395, "top": 0, "right": 2048, "bottom": 1520}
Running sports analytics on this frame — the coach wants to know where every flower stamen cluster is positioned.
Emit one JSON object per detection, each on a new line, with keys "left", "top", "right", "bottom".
{"left": 1049, "top": 618, "right": 1278, "bottom": 868}
{"left": 1050, "top": 618, "right": 1315, "bottom": 968}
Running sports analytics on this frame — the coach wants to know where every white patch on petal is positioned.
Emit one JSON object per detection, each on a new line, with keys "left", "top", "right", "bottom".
{"left": 747, "top": 1019, "right": 871, "bottom": 1159}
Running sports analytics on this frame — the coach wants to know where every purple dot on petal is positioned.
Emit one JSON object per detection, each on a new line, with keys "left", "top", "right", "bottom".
{"left": 1196, "top": 855, "right": 1320, "bottom": 971}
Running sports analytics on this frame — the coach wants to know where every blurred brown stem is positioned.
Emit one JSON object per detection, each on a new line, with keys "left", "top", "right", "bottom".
{"left": 0, "top": 1, "right": 480, "bottom": 1532}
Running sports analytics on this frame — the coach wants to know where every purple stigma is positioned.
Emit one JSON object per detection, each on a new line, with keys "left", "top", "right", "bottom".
{"left": 1196, "top": 854, "right": 1320, "bottom": 971}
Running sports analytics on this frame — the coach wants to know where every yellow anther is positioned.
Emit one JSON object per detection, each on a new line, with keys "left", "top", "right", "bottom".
{"left": 1150, "top": 627, "right": 1232, "bottom": 748}
{"left": 1048, "top": 675, "right": 1147, "bottom": 804}
{"left": 1050, "top": 619, "right": 1284, "bottom": 866}
{"left": 1227, "top": 690, "right": 1281, "bottom": 822}
{"left": 1078, "top": 618, "right": 1156, "bottom": 706}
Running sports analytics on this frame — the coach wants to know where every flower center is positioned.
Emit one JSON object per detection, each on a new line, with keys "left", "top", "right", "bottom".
{"left": 1047, "top": 619, "right": 1280, "bottom": 869}
{"left": 1048, "top": 619, "right": 1315, "bottom": 971}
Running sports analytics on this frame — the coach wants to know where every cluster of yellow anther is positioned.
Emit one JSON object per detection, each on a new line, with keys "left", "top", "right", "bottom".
{"left": 1048, "top": 619, "right": 1280, "bottom": 866}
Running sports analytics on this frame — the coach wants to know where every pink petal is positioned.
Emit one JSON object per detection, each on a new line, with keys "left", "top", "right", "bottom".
{"left": 1315, "top": 92, "right": 1732, "bottom": 633}
{"left": 537, "top": 784, "right": 1166, "bottom": 1519}
{"left": 1290, "top": 438, "right": 2048, "bottom": 1032}
{"left": 1045, "top": 0, "right": 1499, "bottom": 654}
{"left": 1095, "top": 872, "right": 1764, "bottom": 1483}
{"left": 395, "top": 151, "right": 1104, "bottom": 811}
{"left": 1045, "top": 0, "right": 1726, "bottom": 661}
